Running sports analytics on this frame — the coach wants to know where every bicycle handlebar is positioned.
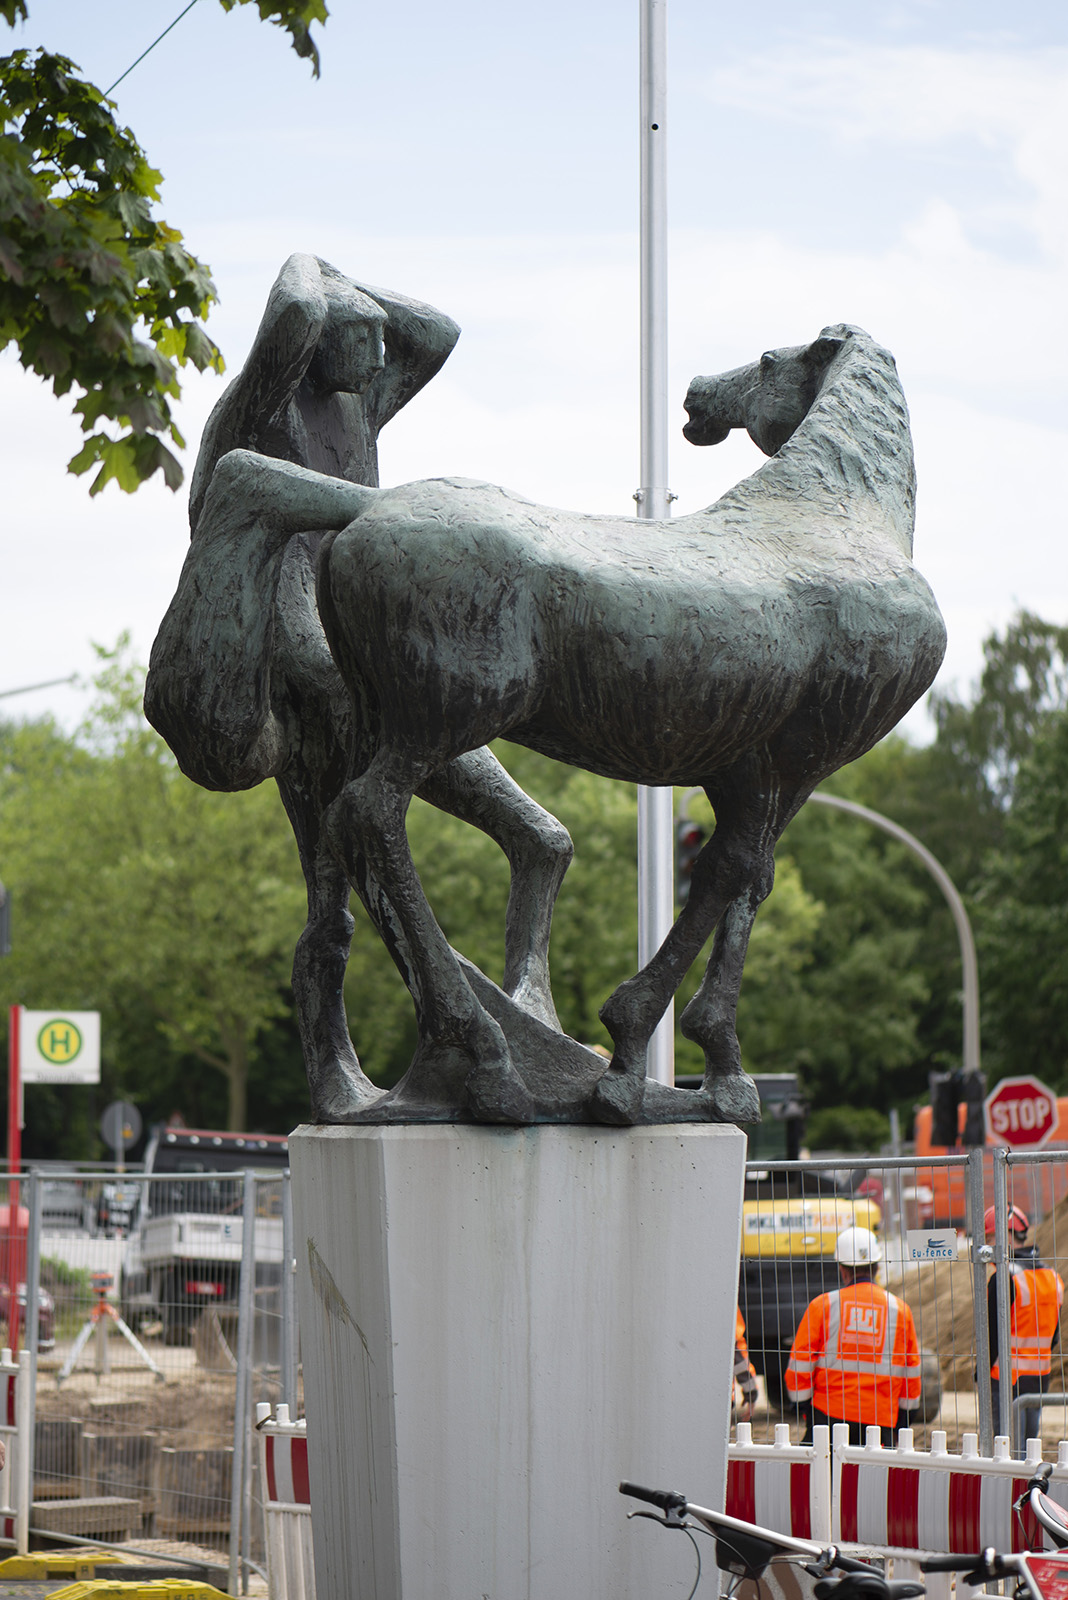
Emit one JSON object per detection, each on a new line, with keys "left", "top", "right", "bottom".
{"left": 920, "top": 1551, "right": 1008, "bottom": 1577}
{"left": 618, "top": 1481, "right": 687, "bottom": 1514}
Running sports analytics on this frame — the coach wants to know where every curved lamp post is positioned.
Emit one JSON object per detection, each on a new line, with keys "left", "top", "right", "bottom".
{"left": 808, "top": 792, "right": 980, "bottom": 1074}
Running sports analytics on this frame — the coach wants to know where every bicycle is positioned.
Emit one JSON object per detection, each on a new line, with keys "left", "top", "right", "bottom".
{"left": 621, "top": 1465, "right": 1068, "bottom": 1600}
{"left": 619, "top": 1480, "right": 925, "bottom": 1600}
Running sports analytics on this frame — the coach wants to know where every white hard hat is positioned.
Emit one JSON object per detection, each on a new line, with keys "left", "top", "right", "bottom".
{"left": 835, "top": 1226, "right": 882, "bottom": 1266}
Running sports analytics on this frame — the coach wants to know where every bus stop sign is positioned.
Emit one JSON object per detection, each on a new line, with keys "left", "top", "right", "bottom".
{"left": 984, "top": 1074, "right": 1058, "bottom": 1149}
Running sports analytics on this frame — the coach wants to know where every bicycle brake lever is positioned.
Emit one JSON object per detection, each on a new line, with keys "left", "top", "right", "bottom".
{"left": 627, "top": 1508, "right": 689, "bottom": 1529}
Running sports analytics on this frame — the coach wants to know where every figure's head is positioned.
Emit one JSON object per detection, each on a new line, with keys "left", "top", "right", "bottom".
{"left": 307, "top": 268, "right": 386, "bottom": 396}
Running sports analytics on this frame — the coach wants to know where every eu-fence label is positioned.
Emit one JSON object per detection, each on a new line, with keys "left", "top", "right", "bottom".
{"left": 906, "top": 1228, "right": 958, "bottom": 1262}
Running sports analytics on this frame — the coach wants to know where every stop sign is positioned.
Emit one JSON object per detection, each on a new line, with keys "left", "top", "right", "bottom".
{"left": 984, "top": 1074, "right": 1059, "bottom": 1148}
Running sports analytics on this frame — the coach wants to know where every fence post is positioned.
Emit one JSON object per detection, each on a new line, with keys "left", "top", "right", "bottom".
{"left": 968, "top": 1147, "right": 994, "bottom": 1456}
{"left": 229, "top": 1170, "right": 257, "bottom": 1598}
{"left": 281, "top": 1172, "right": 298, "bottom": 1411}
{"left": 993, "top": 1148, "right": 1013, "bottom": 1444}
{"left": 19, "top": 1170, "right": 39, "bottom": 1555}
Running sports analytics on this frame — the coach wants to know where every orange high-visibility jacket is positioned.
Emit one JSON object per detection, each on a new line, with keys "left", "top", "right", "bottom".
{"left": 785, "top": 1282, "right": 922, "bottom": 1427}
{"left": 992, "top": 1265, "right": 1064, "bottom": 1382}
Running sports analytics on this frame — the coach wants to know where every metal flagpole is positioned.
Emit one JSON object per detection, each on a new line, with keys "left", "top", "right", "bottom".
{"left": 636, "top": 0, "right": 674, "bottom": 1084}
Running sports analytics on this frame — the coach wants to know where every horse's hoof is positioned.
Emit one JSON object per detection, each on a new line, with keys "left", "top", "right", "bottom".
{"left": 590, "top": 1068, "right": 646, "bottom": 1126}
{"left": 708, "top": 1071, "right": 761, "bottom": 1125}
{"left": 309, "top": 1063, "right": 387, "bottom": 1123}
{"left": 465, "top": 1061, "right": 538, "bottom": 1125}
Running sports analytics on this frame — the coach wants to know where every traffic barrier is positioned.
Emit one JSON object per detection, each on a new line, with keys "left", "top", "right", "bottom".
{"left": 727, "top": 1423, "right": 832, "bottom": 1542}
{"left": 831, "top": 1425, "right": 1068, "bottom": 1600}
{"left": 728, "top": 1419, "right": 1068, "bottom": 1600}
{"left": 254, "top": 1403, "right": 314, "bottom": 1600}
{"left": 831, "top": 1425, "right": 1057, "bottom": 1553}
{"left": 0, "top": 1349, "right": 28, "bottom": 1550}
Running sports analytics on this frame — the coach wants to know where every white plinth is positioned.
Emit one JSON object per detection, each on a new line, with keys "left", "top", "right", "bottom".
{"left": 291, "top": 1121, "right": 746, "bottom": 1600}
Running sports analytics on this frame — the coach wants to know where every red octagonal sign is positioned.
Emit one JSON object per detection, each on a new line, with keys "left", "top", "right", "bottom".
{"left": 984, "top": 1074, "right": 1059, "bottom": 1149}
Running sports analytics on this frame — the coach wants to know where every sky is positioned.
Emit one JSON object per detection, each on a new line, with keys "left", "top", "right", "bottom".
{"left": 3, "top": 0, "right": 1067, "bottom": 741}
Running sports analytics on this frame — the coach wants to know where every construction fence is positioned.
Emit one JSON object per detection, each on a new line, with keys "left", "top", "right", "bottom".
{"left": 0, "top": 1144, "right": 1063, "bottom": 1590}
{"left": 0, "top": 1167, "right": 298, "bottom": 1596}
{"left": 737, "top": 1147, "right": 1068, "bottom": 1459}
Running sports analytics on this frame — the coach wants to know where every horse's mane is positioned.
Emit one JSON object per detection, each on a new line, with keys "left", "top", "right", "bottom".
{"left": 713, "top": 326, "right": 916, "bottom": 556}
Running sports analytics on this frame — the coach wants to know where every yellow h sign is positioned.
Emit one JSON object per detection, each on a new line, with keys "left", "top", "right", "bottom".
{"left": 37, "top": 1019, "right": 83, "bottom": 1064}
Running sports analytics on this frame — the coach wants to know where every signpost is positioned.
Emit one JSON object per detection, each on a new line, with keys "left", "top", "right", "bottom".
{"left": 984, "top": 1074, "right": 1058, "bottom": 1149}
{"left": 99, "top": 1099, "right": 142, "bottom": 1176}
{"left": 6, "top": 1006, "right": 101, "bottom": 1174}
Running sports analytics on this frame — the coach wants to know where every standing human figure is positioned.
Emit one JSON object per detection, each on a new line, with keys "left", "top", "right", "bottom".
{"left": 985, "top": 1203, "right": 1063, "bottom": 1456}
{"left": 784, "top": 1226, "right": 921, "bottom": 1445}
{"left": 147, "top": 256, "right": 572, "bottom": 1123}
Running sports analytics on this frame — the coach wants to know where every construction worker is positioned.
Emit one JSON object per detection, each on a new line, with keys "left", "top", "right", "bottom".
{"left": 785, "top": 1225, "right": 921, "bottom": 1444}
{"left": 734, "top": 1308, "right": 759, "bottom": 1423}
{"left": 985, "top": 1204, "right": 1063, "bottom": 1456}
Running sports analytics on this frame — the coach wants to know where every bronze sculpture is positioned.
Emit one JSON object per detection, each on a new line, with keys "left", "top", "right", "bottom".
{"left": 148, "top": 286, "right": 946, "bottom": 1127}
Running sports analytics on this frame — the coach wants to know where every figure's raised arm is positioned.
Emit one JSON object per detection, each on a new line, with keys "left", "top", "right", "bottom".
{"left": 189, "top": 254, "right": 329, "bottom": 527}
{"left": 238, "top": 253, "right": 330, "bottom": 418}
{"left": 330, "top": 269, "right": 460, "bottom": 431}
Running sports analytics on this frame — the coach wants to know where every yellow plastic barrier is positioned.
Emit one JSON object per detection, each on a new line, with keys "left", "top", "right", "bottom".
{"left": 47, "top": 1583, "right": 234, "bottom": 1600}
{"left": 0, "top": 1554, "right": 116, "bottom": 1578}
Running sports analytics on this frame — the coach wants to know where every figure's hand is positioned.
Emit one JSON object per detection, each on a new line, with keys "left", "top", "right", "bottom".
{"left": 736, "top": 1401, "right": 753, "bottom": 1423}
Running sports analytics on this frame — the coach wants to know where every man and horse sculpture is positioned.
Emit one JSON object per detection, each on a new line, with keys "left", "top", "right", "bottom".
{"left": 146, "top": 263, "right": 946, "bottom": 1129}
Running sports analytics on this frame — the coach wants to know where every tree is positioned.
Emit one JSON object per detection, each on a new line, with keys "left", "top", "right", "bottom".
{"left": 0, "top": 1, "right": 327, "bottom": 493}
{"left": 974, "top": 711, "right": 1068, "bottom": 1092}
{"left": 0, "top": 646, "right": 306, "bottom": 1132}
{"left": 754, "top": 750, "right": 934, "bottom": 1113}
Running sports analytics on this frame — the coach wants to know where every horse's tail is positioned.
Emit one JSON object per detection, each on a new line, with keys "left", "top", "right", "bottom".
{"left": 145, "top": 450, "right": 375, "bottom": 790}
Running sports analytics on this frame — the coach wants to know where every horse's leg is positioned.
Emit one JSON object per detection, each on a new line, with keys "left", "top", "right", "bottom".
{"left": 678, "top": 872, "right": 774, "bottom": 1121}
{"left": 680, "top": 778, "right": 814, "bottom": 1118}
{"left": 595, "top": 765, "right": 809, "bottom": 1123}
{"left": 594, "top": 808, "right": 766, "bottom": 1123}
{"left": 418, "top": 748, "right": 573, "bottom": 1031}
{"left": 323, "top": 748, "right": 537, "bottom": 1123}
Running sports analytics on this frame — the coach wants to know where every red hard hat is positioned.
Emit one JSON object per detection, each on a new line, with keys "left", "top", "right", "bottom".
{"left": 984, "top": 1204, "right": 1030, "bottom": 1238}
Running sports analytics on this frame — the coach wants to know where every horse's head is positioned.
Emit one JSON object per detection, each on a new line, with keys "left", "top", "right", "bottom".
{"left": 683, "top": 325, "right": 858, "bottom": 456}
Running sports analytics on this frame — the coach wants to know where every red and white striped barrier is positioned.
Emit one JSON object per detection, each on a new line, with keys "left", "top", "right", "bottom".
{"left": 255, "top": 1403, "right": 314, "bottom": 1600}
{"left": 727, "top": 1423, "right": 833, "bottom": 1543}
{"left": 0, "top": 1350, "right": 30, "bottom": 1554}
{"left": 726, "top": 1418, "right": 1068, "bottom": 1600}
{"left": 832, "top": 1426, "right": 1054, "bottom": 1555}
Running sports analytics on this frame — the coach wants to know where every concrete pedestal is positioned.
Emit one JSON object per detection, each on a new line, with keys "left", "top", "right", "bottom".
{"left": 291, "top": 1121, "right": 746, "bottom": 1600}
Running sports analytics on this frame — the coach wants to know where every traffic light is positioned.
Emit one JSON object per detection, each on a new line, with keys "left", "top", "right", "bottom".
{"left": 929, "top": 1068, "right": 987, "bottom": 1148}
{"left": 961, "top": 1068, "right": 986, "bottom": 1146}
{"left": 930, "top": 1072, "right": 959, "bottom": 1146}
{"left": 675, "top": 818, "right": 707, "bottom": 905}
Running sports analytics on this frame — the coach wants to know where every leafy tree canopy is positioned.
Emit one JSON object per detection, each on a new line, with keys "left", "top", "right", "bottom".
{"left": 975, "top": 710, "right": 1068, "bottom": 1093}
{"left": 931, "top": 611, "right": 1068, "bottom": 812}
{"left": 0, "top": 642, "right": 306, "bottom": 1137}
{"left": 0, "top": 0, "right": 327, "bottom": 494}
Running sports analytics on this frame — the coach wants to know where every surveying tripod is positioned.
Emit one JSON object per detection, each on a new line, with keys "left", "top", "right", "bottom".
{"left": 57, "top": 1271, "right": 164, "bottom": 1385}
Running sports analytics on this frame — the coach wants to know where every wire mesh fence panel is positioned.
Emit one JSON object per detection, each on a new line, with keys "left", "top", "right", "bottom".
{"left": 992, "top": 1151, "right": 1068, "bottom": 1457}
{"left": 735, "top": 1154, "right": 988, "bottom": 1450}
{"left": 12, "top": 1163, "right": 299, "bottom": 1581}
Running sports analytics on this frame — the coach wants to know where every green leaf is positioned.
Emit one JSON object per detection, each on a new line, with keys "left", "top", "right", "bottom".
{"left": 218, "top": 0, "right": 329, "bottom": 77}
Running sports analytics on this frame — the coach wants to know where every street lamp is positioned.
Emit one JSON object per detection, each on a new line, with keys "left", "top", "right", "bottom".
{"left": 808, "top": 791, "right": 980, "bottom": 1075}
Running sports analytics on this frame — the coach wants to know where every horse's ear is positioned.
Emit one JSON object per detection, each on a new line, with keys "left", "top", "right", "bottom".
{"left": 810, "top": 332, "right": 845, "bottom": 363}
